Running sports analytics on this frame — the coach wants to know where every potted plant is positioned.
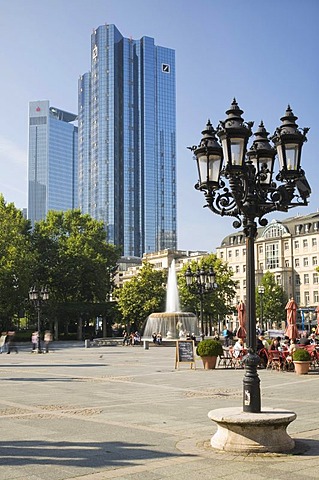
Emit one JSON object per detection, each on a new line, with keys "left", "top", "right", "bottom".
{"left": 292, "top": 348, "right": 311, "bottom": 375}
{"left": 196, "top": 339, "right": 223, "bottom": 369}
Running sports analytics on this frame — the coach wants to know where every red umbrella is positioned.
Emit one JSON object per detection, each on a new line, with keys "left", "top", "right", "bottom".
{"left": 315, "top": 306, "right": 319, "bottom": 335}
{"left": 285, "top": 297, "right": 299, "bottom": 340}
{"left": 236, "top": 301, "right": 246, "bottom": 339}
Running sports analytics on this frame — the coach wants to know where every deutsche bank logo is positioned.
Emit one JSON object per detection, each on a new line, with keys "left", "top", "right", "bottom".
{"left": 162, "top": 64, "right": 170, "bottom": 73}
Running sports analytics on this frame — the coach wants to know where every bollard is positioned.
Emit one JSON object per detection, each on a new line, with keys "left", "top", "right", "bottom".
{"left": 143, "top": 340, "right": 149, "bottom": 350}
{"left": 85, "top": 339, "right": 90, "bottom": 348}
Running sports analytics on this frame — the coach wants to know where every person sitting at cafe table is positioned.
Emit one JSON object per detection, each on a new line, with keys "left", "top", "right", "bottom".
{"left": 233, "top": 338, "right": 244, "bottom": 358}
{"left": 309, "top": 333, "right": 318, "bottom": 345}
{"left": 299, "top": 332, "right": 311, "bottom": 346}
{"left": 269, "top": 338, "right": 281, "bottom": 350}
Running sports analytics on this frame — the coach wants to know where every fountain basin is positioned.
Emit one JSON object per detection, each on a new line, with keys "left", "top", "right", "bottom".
{"left": 143, "top": 312, "right": 199, "bottom": 339}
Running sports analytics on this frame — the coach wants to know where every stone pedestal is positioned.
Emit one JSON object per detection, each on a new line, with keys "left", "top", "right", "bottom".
{"left": 208, "top": 407, "right": 296, "bottom": 453}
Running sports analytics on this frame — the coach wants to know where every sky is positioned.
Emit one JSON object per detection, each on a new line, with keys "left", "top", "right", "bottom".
{"left": 0, "top": 0, "right": 318, "bottom": 252}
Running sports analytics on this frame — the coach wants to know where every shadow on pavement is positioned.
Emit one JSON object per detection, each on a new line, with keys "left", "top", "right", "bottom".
{"left": 0, "top": 439, "right": 189, "bottom": 468}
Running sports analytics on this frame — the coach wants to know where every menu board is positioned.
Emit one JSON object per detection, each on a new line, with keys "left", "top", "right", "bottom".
{"left": 175, "top": 340, "right": 195, "bottom": 369}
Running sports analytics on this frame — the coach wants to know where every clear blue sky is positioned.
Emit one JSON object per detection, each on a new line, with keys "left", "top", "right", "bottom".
{"left": 0, "top": 0, "right": 318, "bottom": 252}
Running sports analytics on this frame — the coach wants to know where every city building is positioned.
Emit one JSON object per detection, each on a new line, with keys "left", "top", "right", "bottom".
{"left": 216, "top": 212, "right": 319, "bottom": 329}
{"left": 116, "top": 249, "right": 209, "bottom": 288}
{"left": 78, "top": 24, "right": 177, "bottom": 257}
{"left": 28, "top": 100, "right": 78, "bottom": 225}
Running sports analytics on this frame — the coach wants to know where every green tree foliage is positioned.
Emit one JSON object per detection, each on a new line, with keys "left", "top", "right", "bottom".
{"left": 116, "top": 262, "right": 166, "bottom": 332}
{"left": 256, "top": 271, "right": 288, "bottom": 328}
{"left": 178, "top": 254, "right": 237, "bottom": 321}
{"left": 0, "top": 195, "right": 34, "bottom": 327}
{"left": 31, "top": 209, "right": 120, "bottom": 309}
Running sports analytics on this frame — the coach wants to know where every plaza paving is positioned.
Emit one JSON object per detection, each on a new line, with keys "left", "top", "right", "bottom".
{"left": 1, "top": 341, "right": 319, "bottom": 479}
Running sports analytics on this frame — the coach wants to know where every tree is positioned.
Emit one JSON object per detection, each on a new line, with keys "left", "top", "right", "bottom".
{"left": 0, "top": 195, "right": 34, "bottom": 328}
{"left": 178, "top": 254, "right": 237, "bottom": 333}
{"left": 31, "top": 210, "right": 120, "bottom": 331}
{"left": 256, "top": 271, "right": 288, "bottom": 330}
{"left": 116, "top": 262, "right": 166, "bottom": 333}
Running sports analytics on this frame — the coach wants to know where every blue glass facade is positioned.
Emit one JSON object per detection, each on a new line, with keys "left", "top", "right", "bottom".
{"left": 28, "top": 101, "right": 78, "bottom": 225}
{"left": 78, "top": 24, "right": 177, "bottom": 257}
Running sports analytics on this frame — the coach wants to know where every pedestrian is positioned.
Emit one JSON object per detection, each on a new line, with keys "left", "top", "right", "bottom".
{"left": 31, "top": 331, "right": 38, "bottom": 352}
{"left": 7, "top": 331, "right": 18, "bottom": 354}
{"left": 44, "top": 330, "right": 53, "bottom": 353}
{"left": 0, "top": 332, "right": 7, "bottom": 353}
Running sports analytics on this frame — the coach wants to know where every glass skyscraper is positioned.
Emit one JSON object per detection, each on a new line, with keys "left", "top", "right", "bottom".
{"left": 28, "top": 101, "right": 78, "bottom": 225}
{"left": 78, "top": 24, "right": 177, "bottom": 257}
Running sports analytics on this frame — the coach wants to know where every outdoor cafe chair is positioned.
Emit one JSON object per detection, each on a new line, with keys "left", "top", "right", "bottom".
{"left": 218, "top": 347, "right": 233, "bottom": 368}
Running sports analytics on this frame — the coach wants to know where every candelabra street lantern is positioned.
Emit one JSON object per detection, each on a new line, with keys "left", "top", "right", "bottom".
{"left": 258, "top": 285, "right": 265, "bottom": 332}
{"left": 185, "top": 265, "right": 218, "bottom": 337}
{"left": 29, "top": 286, "right": 49, "bottom": 353}
{"left": 189, "top": 99, "right": 311, "bottom": 413}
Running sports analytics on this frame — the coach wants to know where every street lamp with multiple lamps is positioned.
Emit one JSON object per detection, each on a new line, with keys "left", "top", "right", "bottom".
{"left": 184, "top": 265, "right": 217, "bottom": 337}
{"left": 258, "top": 285, "right": 265, "bottom": 332}
{"left": 189, "top": 99, "right": 311, "bottom": 413}
{"left": 29, "top": 286, "right": 49, "bottom": 353}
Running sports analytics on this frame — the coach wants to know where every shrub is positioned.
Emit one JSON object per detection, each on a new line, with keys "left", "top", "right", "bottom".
{"left": 196, "top": 339, "right": 223, "bottom": 357}
{"left": 293, "top": 348, "right": 311, "bottom": 361}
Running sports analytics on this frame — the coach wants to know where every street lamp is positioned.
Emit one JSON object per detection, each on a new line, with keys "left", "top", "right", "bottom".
{"left": 258, "top": 285, "right": 265, "bottom": 332}
{"left": 185, "top": 265, "right": 218, "bottom": 337}
{"left": 29, "top": 286, "right": 49, "bottom": 353}
{"left": 189, "top": 99, "right": 311, "bottom": 413}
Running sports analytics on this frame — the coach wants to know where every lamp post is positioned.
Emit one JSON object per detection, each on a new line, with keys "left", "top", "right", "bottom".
{"left": 185, "top": 265, "right": 217, "bottom": 337}
{"left": 29, "top": 286, "right": 49, "bottom": 353}
{"left": 258, "top": 285, "right": 265, "bottom": 332}
{"left": 189, "top": 99, "right": 311, "bottom": 413}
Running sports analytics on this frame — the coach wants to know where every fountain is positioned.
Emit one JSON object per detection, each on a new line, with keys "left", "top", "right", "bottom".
{"left": 143, "top": 259, "right": 199, "bottom": 340}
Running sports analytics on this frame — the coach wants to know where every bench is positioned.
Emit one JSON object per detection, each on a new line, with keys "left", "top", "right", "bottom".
{"left": 91, "top": 338, "right": 123, "bottom": 347}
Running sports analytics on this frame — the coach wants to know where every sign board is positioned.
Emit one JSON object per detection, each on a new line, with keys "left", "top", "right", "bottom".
{"left": 175, "top": 340, "right": 195, "bottom": 369}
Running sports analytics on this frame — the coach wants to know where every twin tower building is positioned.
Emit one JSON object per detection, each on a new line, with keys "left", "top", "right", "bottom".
{"left": 28, "top": 24, "right": 177, "bottom": 258}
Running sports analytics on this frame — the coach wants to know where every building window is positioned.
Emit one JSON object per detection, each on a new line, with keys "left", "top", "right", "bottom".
{"left": 235, "top": 265, "right": 240, "bottom": 273}
{"left": 284, "top": 241, "right": 289, "bottom": 250}
{"left": 312, "top": 256, "right": 318, "bottom": 266}
{"left": 220, "top": 252, "right": 224, "bottom": 259}
{"left": 295, "top": 258, "right": 300, "bottom": 267}
{"left": 295, "top": 225, "right": 302, "bottom": 234}
{"left": 285, "top": 260, "right": 289, "bottom": 267}
{"left": 235, "top": 249, "right": 239, "bottom": 257}
{"left": 294, "top": 240, "right": 300, "bottom": 249}
{"left": 304, "top": 274, "right": 309, "bottom": 284}
{"left": 303, "top": 257, "right": 309, "bottom": 267}
{"left": 276, "top": 275, "right": 281, "bottom": 285}
{"left": 243, "top": 279, "right": 246, "bottom": 288}
{"left": 295, "top": 293, "right": 300, "bottom": 304}
{"left": 313, "top": 273, "right": 319, "bottom": 284}
{"left": 265, "top": 243, "right": 279, "bottom": 269}
{"left": 259, "top": 262, "right": 263, "bottom": 269}
{"left": 295, "top": 275, "right": 301, "bottom": 285}
{"left": 312, "top": 238, "right": 317, "bottom": 247}
{"left": 228, "top": 250, "right": 232, "bottom": 258}
{"left": 243, "top": 265, "right": 246, "bottom": 273}
{"left": 314, "top": 291, "right": 319, "bottom": 303}
{"left": 304, "top": 291, "right": 310, "bottom": 305}
{"left": 259, "top": 245, "right": 263, "bottom": 254}
{"left": 303, "top": 239, "right": 308, "bottom": 248}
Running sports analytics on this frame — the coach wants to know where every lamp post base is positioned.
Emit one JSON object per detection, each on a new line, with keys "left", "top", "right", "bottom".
{"left": 208, "top": 407, "right": 296, "bottom": 453}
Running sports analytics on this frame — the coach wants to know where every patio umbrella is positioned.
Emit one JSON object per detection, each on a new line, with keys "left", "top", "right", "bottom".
{"left": 315, "top": 305, "right": 319, "bottom": 335}
{"left": 236, "top": 301, "right": 246, "bottom": 339}
{"left": 285, "top": 297, "right": 299, "bottom": 340}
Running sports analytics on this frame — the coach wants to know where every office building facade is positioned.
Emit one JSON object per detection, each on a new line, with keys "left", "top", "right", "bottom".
{"left": 28, "top": 101, "right": 78, "bottom": 225}
{"left": 216, "top": 212, "right": 319, "bottom": 328}
{"left": 78, "top": 24, "right": 177, "bottom": 257}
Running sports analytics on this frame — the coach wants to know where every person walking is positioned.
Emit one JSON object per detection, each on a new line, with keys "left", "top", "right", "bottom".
{"left": 0, "top": 332, "right": 7, "bottom": 353}
{"left": 44, "top": 330, "right": 53, "bottom": 353}
{"left": 7, "top": 331, "right": 18, "bottom": 354}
